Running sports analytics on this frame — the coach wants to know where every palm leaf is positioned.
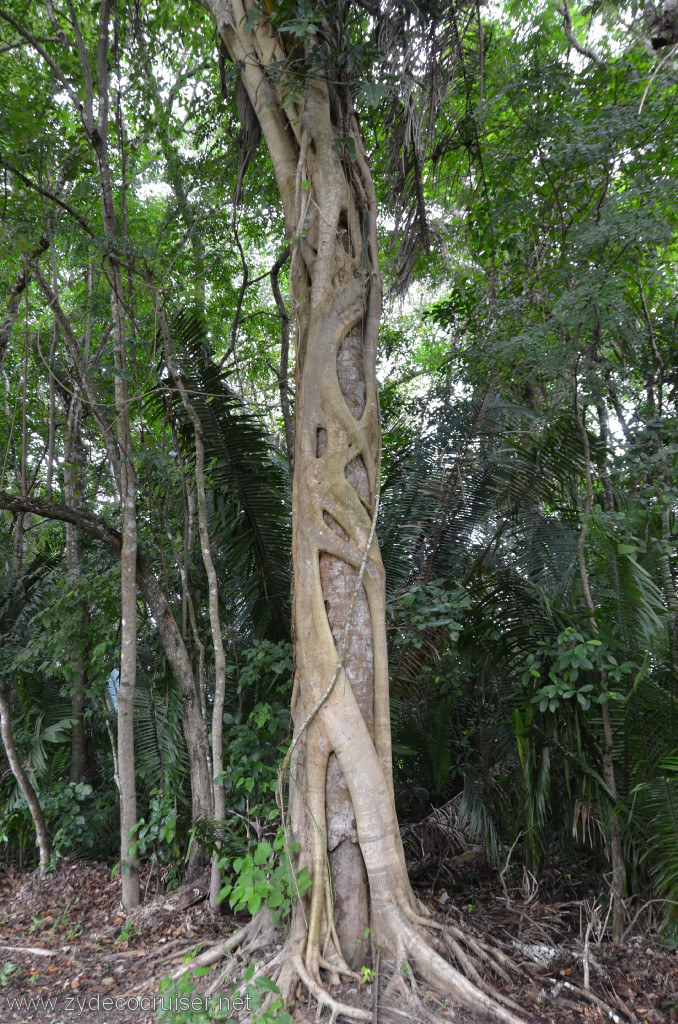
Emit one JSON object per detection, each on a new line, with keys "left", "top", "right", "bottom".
{"left": 152, "top": 310, "right": 292, "bottom": 640}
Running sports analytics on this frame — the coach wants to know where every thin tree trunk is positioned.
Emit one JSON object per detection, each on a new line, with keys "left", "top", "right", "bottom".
{"left": 112, "top": 282, "right": 140, "bottom": 908}
{"left": 44, "top": 248, "right": 59, "bottom": 500}
{"left": 77, "top": 0, "right": 140, "bottom": 910}
{"left": 0, "top": 686, "right": 50, "bottom": 873}
{"left": 153, "top": 298, "right": 228, "bottom": 910}
{"left": 270, "top": 245, "right": 294, "bottom": 469}
{"left": 596, "top": 401, "right": 614, "bottom": 516}
{"left": 63, "top": 385, "right": 87, "bottom": 782}
{"left": 30, "top": 252, "right": 213, "bottom": 856}
{"left": 574, "top": 390, "right": 625, "bottom": 944}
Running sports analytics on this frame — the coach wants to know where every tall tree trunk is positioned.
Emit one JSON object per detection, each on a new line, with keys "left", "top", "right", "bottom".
{"left": 0, "top": 686, "right": 50, "bottom": 873}
{"left": 0, "top": 1, "right": 215, "bottom": 872}
{"left": 202, "top": 6, "right": 523, "bottom": 1020}
{"left": 64, "top": 385, "right": 88, "bottom": 782}
{"left": 153, "top": 300, "right": 228, "bottom": 910}
{"left": 111, "top": 269, "right": 140, "bottom": 908}
{"left": 83, "top": 0, "right": 140, "bottom": 911}
{"left": 575, "top": 392, "right": 625, "bottom": 944}
{"left": 26, "top": 272, "right": 214, "bottom": 834}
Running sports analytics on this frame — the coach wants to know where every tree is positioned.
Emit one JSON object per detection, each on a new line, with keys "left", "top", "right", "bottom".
{"left": 0, "top": 564, "right": 53, "bottom": 874}
{"left": 1, "top": 0, "right": 677, "bottom": 1014}
{"left": 197, "top": 2, "right": 524, "bottom": 1019}
{"left": 0, "top": 0, "right": 221, "bottom": 894}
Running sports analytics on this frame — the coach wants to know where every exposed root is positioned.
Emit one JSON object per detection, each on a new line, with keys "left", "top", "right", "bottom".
{"left": 171, "top": 906, "right": 276, "bottom": 980}
{"left": 398, "top": 953, "right": 419, "bottom": 997}
{"left": 430, "top": 930, "right": 522, "bottom": 1013}
{"left": 292, "top": 953, "right": 373, "bottom": 1022}
{"left": 400, "top": 901, "right": 443, "bottom": 930}
{"left": 379, "top": 960, "right": 450, "bottom": 1024}
{"left": 442, "top": 925, "right": 518, "bottom": 986}
{"left": 403, "top": 919, "right": 526, "bottom": 1024}
{"left": 447, "top": 936, "right": 485, "bottom": 988}
{"left": 170, "top": 903, "right": 529, "bottom": 1024}
{"left": 542, "top": 976, "right": 631, "bottom": 1022}
{"left": 204, "top": 954, "right": 237, "bottom": 997}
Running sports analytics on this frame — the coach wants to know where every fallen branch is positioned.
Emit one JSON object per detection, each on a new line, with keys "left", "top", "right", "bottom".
{"left": 0, "top": 944, "right": 58, "bottom": 957}
{"left": 543, "top": 976, "right": 632, "bottom": 1024}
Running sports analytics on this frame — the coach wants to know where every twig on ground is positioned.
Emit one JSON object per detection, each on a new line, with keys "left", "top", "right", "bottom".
{"left": 0, "top": 944, "right": 57, "bottom": 957}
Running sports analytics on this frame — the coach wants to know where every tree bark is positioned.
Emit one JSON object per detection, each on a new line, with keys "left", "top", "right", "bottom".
{"left": 153, "top": 299, "right": 228, "bottom": 910}
{"left": 0, "top": 0, "right": 215, "bottom": 876}
{"left": 83, "top": 0, "right": 140, "bottom": 910}
{"left": 0, "top": 686, "right": 51, "bottom": 873}
{"left": 18, "top": 0, "right": 139, "bottom": 902}
{"left": 644, "top": 0, "right": 678, "bottom": 48}
{"left": 574, "top": 393, "right": 625, "bottom": 944}
{"left": 63, "top": 384, "right": 88, "bottom": 782}
{"left": 270, "top": 245, "right": 294, "bottom": 469}
{"left": 200, "top": 6, "right": 524, "bottom": 1020}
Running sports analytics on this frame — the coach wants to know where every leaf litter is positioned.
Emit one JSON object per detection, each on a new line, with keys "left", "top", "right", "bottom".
{"left": 0, "top": 857, "right": 675, "bottom": 1023}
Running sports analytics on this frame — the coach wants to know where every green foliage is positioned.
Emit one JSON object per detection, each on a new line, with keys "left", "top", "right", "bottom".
{"left": 0, "top": 962, "right": 19, "bottom": 986}
{"left": 0, "top": 779, "right": 117, "bottom": 866}
{"left": 242, "top": 969, "right": 293, "bottom": 1024}
{"left": 187, "top": 697, "right": 290, "bottom": 868}
{"left": 45, "top": 781, "right": 117, "bottom": 861}
{"left": 522, "top": 629, "right": 634, "bottom": 713}
{"left": 115, "top": 919, "right": 141, "bottom": 945}
{"left": 395, "top": 581, "right": 469, "bottom": 650}
{"left": 218, "top": 832, "right": 311, "bottom": 924}
{"left": 159, "top": 311, "right": 292, "bottom": 641}
{"left": 129, "top": 783, "right": 181, "bottom": 885}
{"left": 236, "top": 641, "right": 293, "bottom": 701}
{"left": 220, "top": 700, "right": 290, "bottom": 839}
{"left": 157, "top": 958, "right": 292, "bottom": 1023}
{"left": 1, "top": 0, "right": 678, "bottom": 936}
{"left": 629, "top": 758, "right": 678, "bottom": 903}
{"left": 157, "top": 970, "right": 241, "bottom": 1023}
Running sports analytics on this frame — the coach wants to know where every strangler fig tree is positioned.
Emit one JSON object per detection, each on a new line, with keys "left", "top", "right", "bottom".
{"left": 198, "top": 2, "right": 523, "bottom": 1020}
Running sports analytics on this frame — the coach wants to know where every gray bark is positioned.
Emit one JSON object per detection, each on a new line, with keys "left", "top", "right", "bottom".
{"left": 153, "top": 299, "right": 227, "bottom": 909}
{"left": 0, "top": 686, "right": 50, "bottom": 872}
{"left": 63, "top": 386, "right": 88, "bottom": 782}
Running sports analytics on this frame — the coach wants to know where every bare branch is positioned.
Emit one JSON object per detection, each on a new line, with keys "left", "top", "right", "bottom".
{"left": 29, "top": 261, "right": 121, "bottom": 487}
{"left": 0, "top": 151, "right": 83, "bottom": 366}
{"left": 95, "top": 0, "right": 112, "bottom": 139}
{"left": 0, "top": 155, "right": 96, "bottom": 238}
{"left": 65, "top": 0, "right": 95, "bottom": 132}
{"left": 556, "top": 0, "right": 603, "bottom": 64}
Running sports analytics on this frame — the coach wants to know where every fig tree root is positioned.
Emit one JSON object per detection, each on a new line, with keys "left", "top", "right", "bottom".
{"left": 170, "top": 904, "right": 528, "bottom": 1024}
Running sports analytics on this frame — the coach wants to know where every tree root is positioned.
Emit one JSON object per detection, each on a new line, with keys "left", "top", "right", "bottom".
{"left": 164, "top": 906, "right": 530, "bottom": 1024}
{"left": 398, "top": 915, "right": 526, "bottom": 1024}
{"left": 541, "top": 976, "right": 631, "bottom": 1024}
{"left": 170, "top": 906, "right": 277, "bottom": 981}
{"left": 292, "top": 953, "right": 373, "bottom": 1023}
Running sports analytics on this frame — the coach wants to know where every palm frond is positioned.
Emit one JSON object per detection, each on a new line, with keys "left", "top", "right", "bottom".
{"left": 154, "top": 310, "right": 292, "bottom": 640}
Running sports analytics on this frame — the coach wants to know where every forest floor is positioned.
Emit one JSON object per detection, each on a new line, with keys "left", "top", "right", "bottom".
{"left": 0, "top": 857, "right": 676, "bottom": 1024}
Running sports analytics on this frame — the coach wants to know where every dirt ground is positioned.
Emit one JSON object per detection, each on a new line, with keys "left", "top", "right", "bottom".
{"left": 0, "top": 858, "right": 675, "bottom": 1024}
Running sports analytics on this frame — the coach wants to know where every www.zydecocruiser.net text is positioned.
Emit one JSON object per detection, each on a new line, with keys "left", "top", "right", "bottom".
{"left": 0, "top": 992, "right": 252, "bottom": 1014}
